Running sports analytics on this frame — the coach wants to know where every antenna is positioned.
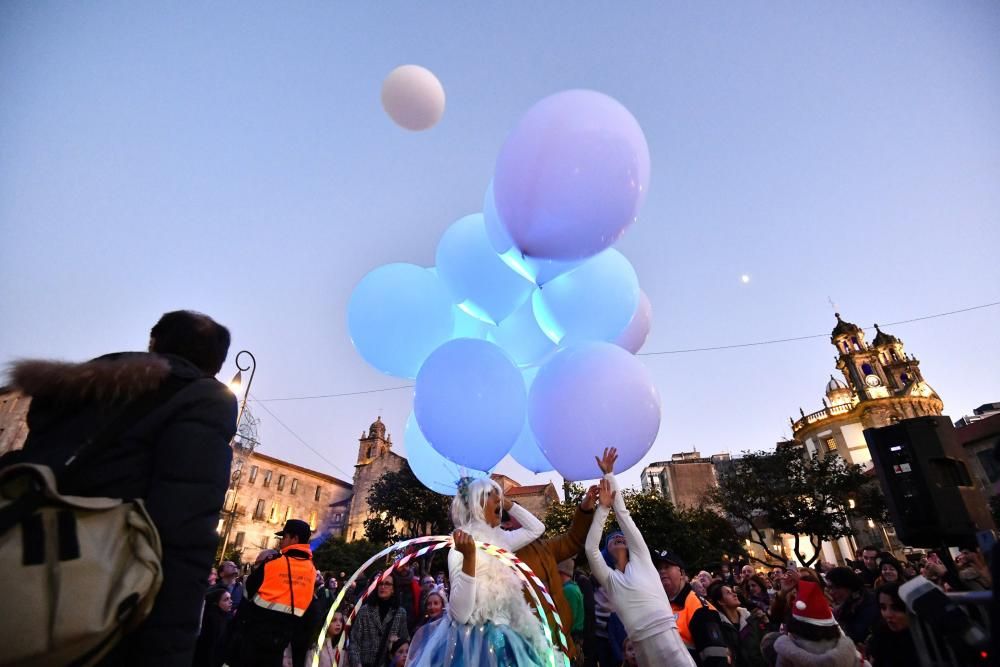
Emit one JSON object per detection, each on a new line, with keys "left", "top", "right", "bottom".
{"left": 827, "top": 296, "right": 838, "bottom": 312}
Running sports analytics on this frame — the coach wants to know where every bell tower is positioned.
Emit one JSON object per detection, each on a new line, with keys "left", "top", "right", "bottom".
{"left": 831, "top": 313, "right": 891, "bottom": 400}
{"left": 357, "top": 416, "right": 392, "bottom": 465}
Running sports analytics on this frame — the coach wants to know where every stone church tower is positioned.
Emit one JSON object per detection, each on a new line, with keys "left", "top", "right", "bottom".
{"left": 344, "top": 417, "right": 406, "bottom": 542}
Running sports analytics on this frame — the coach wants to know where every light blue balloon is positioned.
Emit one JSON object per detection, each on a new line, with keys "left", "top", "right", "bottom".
{"left": 414, "top": 338, "right": 526, "bottom": 471}
{"left": 453, "top": 306, "right": 494, "bottom": 340}
{"left": 508, "top": 368, "right": 553, "bottom": 473}
{"left": 404, "top": 412, "right": 488, "bottom": 495}
{"left": 347, "top": 263, "right": 455, "bottom": 379}
{"left": 488, "top": 294, "right": 556, "bottom": 368}
{"left": 532, "top": 248, "right": 639, "bottom": 345}
{"left": 484, "top": 181, "right": 580, "bottom": 286}
{"left": 436, "top": 213, "right": 534, "bottom": 325}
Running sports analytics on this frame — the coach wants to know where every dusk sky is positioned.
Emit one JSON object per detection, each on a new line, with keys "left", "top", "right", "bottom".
{"left": 2, "top": 2, "right": 998, "bottom": 490}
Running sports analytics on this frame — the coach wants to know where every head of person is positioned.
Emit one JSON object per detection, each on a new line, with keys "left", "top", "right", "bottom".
{"left": 903, "top": 562, "right": 918, "bottom": 579}
{"left": 707, "top": 582, "right": 741, "bottom": 612}
{"left": 389, "top": 638, "right": 409, "bottom": 666}
{"left": 207, "top": 567, "right": 218, "bottom": 586}
{"left": 880, "top": 558, "right": 904, "bottom": 584}
{"left": 435, "top": 571, "right": 445, "bottom": 584}
{"left": 149, "top": 310, "right": 231, "bottom": 376}
{"left": 425, "top": 588, "right": 447, "bottom": 620}
{"left": 877, "top": 582, "right": 909, "bottom": 633}
{"left": 452, "top": 477, "right": 504, "bottom": 529}
{"left": 826, "top": 566, "right": 865, "bottom": 606}
{"left": 721, "top": 563, "right": 731, "bottom": 576}
{"left": 558, "top": 559, "right": 575, "bottom": 583}
{"left": 861, "top": 545, "right": 880, "bottom": 572}
{"left": 652, "top": 549, "right": 687, "bottom": 599}
{"left": 219, "top": 560, "right": 238, "bottom": 583}
{"left": 329, "top": 611, "right": 345, "bottom": 638}
{"left": 206, "top": 586, "right": 233, "bottom": 614}
{"left": 696, "top": 570, "right": 714, "bottom": 589}
{"left": 421, "top": 575, "right": 435, "bottom": 593}
{"left": 327, "top": 576, "right": 339, "bottom": 590}
{"left": 275, "top": 519, "right": 312, "bottom": 550}
{"left": 747, "top": 574, "right": 770, "bottom": 599}
{"left": 622, "top": 637, "right": 638, "bottom": 666}
{"left": 770, "top": 565, "right": 786, "bottom": 587}
{"left": 741, "top": 564, "right": 755, "bottom": 580}
{"left": 785, "top": 579, "right": 842, "bottom": 642}
{"left": 601, "top": 531, "right": 629, "bottom": 571}
{"left": 372, "top": 576, "right": 396, "bottom": 604}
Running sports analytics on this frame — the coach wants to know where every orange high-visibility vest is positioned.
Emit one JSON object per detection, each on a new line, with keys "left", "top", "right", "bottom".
{"left": 671, "top": 588, "right": 719, "bottom": 649}
{"left": 252, "top": 545, "right": 316, "bottom": 617}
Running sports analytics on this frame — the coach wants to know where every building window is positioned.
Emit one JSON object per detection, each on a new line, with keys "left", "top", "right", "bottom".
{"left": 825, "top": 437, "right": 838, "bottom": 452}
{"left": 277, "top": 475, "right": 286, "bottom": 492}
{"left": 891, "top": 350, "right": 899, "bottom": 361}
{"left": 309, "top": 511, "right": 318, "bottom": 530}
{"left": 249, "top": 466, "right": 258, "bottom": 484}
{"left": 901, "top": 373, "right": 909, "bottom": 383}
{"left": 315, "top": 486, "right": 322, "bottom": 502}
{"left": 842, "top": 342, "right": 850, "bottom": 353}
{"left": 263, "top": 470, "right": 272, "bottom": 488}
{"left": 851, "top": 337, "right": 860, "bottom": 351}
{"left": 290, "top": 479, "right": 298, "bottom": 495}
{"left": 259, "top": 535, "right": 269, "bottom": 548}
{"left": 861, "top": 363, "right": 874, "bottom": 376}
{"left": 253, "top": 499, "right": 266, "bottom": 521}
{"left": 234, "top": 532, "right": 245, "bottom": 549}
{"left": 283, "top": 506, "right": 292, "bottom": 524}
{"left": 268, "top": 503, "right": 278, "bottom": 523}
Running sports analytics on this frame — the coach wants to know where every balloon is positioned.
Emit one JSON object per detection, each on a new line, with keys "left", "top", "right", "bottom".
{"left": 415, "top": 338, "right": 526, "bottom": 471}
{"left": 493, "top": 90, "right": 650, "bottom": 260}
{"left": 488, "top": 295, "right": 557, "bottom": 368}
{"left": 436, "top": 214, "right": 535, "bottom": 325}
{"left": 483, "top": 181, "right": 579, "bottom": 286}
{"left": 453, "top": 306, "right": 494, "bottom": 340}
{"left": 404, "top": 413, "right": 487, "bottom": 495}
{"left": 381, "top": 65, "right": 446, "bottom": 131}
{"left": 348, "top": 263, "right": 455, "bottom": 378}
{"left": 529, "top": 342, "right": 661, "bottom": 481}
{"left": 614, "top": 289, "right": 653, "bottom": 353}
{"left": 533, "top": 248, "right": 639, "bottom": 345}
{"left": 509, "top": 424, "right": 554, "bottom": 474}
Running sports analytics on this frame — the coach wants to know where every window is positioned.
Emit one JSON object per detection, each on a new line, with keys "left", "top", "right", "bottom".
{"left": 851, "top": 336, "right": 860, "bottom": 351}
{"left": 253, "top": 499, "right": 266, "bottom": 521}
{"left": 842, "top": 342, "right": 850, "bottom": 353}
{"left": 901, "top": 373, "right": 910, "bottom": 383}
{"left": 249, "top": 466, "right": 258, "bottom": 484}
{"left": 263, "top": 470, "right": 273, "bottom": 488}
{"left": 283, "top": 506, "right": 292, "bottom": 524}
{"left": 290, "top": 479, "right": 298, "bottom": 495}
{"left": 861, "top": 363, "right": 874, "bottom": 376}
{"left": 234, "top": 532, "right": 245, "bottom": 549}
{"left": 268, "top": 503, "right": 278, "bottom": 523}
{"left": 277, "top": 475, "right": 286, "bottom": 492}
{"left": 309, "top": 511, "right": 318, "bottom": 530}
{"left": 259, "top": 535, "right": 269, "bottom": 549}
{"left": 315, "top": 486, "right": 322, "bottom": 502}
{"left": 825, "top": 437, "right": 838, "bottom": 452}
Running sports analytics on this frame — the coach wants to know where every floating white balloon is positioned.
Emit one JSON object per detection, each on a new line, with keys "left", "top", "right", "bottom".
{"left": 381, "top": 65, "right": 446, "bottom": 131}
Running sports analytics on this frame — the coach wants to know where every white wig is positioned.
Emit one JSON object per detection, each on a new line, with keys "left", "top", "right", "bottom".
{"left": 451, "top": 476, "right": 502, "bottom": 529}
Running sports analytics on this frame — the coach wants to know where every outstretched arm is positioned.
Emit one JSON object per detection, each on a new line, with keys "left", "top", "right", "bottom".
{"left": 503, "top": 500, "right": 545, "bottom": 551}
{"left": 447, "top": 530, "right": 477, "bottom": 624}
{"left": 594, "top": 447, "right": 652, "bottom": 564}
{"left": 585, "top": 480, "right": 614, "bottom": 590}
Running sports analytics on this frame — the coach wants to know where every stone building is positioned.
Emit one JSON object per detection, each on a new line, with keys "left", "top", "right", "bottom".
{"left": 640, "top": 451, "right": 732, "bottom": 510}
{"left": 344, "top": 417, "right": 407, "bottom": 542}
{"left": 505, "top": 482, "right": 561, "bottom": 518}
{"left": 0, "top": 389, "right": 30, "bottom": 457}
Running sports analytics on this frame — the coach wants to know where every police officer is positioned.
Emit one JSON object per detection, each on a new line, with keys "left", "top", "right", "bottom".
{"left": 231, "top": 519, "right": 317, "bottom": 667}
{"left": 652, "top": 548, "right": 730, "bottom": 667}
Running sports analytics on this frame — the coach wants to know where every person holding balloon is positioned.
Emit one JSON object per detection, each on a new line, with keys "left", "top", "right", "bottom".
{"left": 405, "top": 477, "right": 551, "bottom": 666}
{"left": 585, "top": 448, "right": 695, "bottom": 667}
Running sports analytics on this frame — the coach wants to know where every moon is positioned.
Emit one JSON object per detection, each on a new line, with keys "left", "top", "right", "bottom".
{"left": 740, "top": 274, "right": 751, "bottom": 284}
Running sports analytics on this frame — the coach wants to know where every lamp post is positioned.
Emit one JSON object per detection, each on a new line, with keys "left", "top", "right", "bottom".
{"left": 218, "top": 350, "right": 257, "bottom": 561}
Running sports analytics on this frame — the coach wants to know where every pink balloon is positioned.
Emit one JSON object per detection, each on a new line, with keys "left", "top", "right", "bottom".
{"left": 494, "top": 90, "right": 650, "bottom": 260}
{"left": 528, "top": 342, "right": 661, "bottom": 481}
{"left": 614, "top": 289, "right": 652, "bottom": 353}
{"left": 381, "top": 65, "right": 446, "bottom": 131}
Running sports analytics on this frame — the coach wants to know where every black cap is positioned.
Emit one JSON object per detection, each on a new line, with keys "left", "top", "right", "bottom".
{"left": 651, "top": 548, "right": 686, "bottom": 571}
{"left": 275, "top": 519, "right": 312, "bottom": 542}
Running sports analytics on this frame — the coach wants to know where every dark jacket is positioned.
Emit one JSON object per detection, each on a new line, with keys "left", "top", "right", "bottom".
{"left": 833, "top": 589, "right": 879, "bottom": 645}
{"left": 4, "top": 353, "right": 237, "bottom": 667}
{"left": 348, "top": 602, "right": 409, "bottom": 667}
{"left": 866, "top": 621, "right": 919, "bottom": 667}
{"left": 670, "top": 583, "right": 730, "bottom": 667}
{"left": 717, "top": 607, "right": 767, "bottom": 667}
{"left": 193, "top": 603, "right": 232, "bottom": 667}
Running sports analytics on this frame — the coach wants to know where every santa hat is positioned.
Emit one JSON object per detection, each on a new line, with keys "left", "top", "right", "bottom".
{"left": 792, "top": 580, "right": 839, "bottom": 627}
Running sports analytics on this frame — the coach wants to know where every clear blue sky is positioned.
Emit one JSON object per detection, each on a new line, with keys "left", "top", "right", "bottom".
{"left": 2, "top": 2, "right": 998, "bottom": 489}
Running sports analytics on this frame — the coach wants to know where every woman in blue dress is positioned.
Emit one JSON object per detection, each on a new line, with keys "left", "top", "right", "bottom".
{"left": 406, "top": 477, "right": 553, "bottom": 666}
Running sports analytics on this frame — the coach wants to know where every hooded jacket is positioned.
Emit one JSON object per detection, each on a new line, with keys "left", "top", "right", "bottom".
{"left": 2, "top": 352, "right": 237, "bottom": 667}
{"left": 773, "top": 633, "right": 867, "bottom": 667}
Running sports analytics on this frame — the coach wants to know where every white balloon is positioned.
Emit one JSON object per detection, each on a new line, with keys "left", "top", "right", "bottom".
{"left": 614, "top": 289, "right": 653, "bottom": 354}
{"left": 381, "top": 65, "right": 446, "bottom": 131}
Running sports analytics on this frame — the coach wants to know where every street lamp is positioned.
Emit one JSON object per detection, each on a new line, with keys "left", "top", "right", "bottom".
{"left": 218, "top": 350, "right": 257, "bottom": 561}
{"left": 229, "top": 350, "right": 256, "bottom": 429}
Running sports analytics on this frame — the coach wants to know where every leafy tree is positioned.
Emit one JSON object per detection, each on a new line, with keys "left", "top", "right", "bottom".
{"left": 313, "top": 536, "right": 382, "bottom": 577}
{"left": 710, "top": 445, "right": 877, "bottom": 567}
{"left": 364, "top": 463, "right": 452, "bottom": 543}
{"left": 543, "top": 483, "right": 587, "bottom": 535}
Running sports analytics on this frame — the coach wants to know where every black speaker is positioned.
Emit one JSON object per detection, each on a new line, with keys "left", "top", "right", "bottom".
{"left": 864, "top": 416, "right": 994, "bottom": 548}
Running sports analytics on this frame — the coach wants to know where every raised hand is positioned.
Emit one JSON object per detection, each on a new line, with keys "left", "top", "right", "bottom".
{"left": 580, "top": 484, "right": 600, "bottom": 511}
{"left": 598, "top": 478, "right": 616, "bottom": 509}
{"left": 595, "top": 447, "right": 618, "bottom": 475}
{"left": 452, "top": 530, "right": 476, "bottom": 559}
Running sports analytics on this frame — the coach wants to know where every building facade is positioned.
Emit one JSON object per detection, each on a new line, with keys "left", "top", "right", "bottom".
{"left": 0, "top": 389, "right": 31, "bottom": 457}
{"left": 640, "top": 451, "right": 731, "bottom": 510}
{"left": 344, "top": 417, "right": 407, "bottom": 542}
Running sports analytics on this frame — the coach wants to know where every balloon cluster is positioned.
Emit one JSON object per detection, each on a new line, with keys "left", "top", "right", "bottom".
{"left": 348, "top": 90, "right": 660, "bottom": 487}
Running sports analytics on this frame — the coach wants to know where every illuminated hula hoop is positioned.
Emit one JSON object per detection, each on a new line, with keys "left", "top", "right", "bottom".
{"left": 310, "top": 535, "right": 570, "bottom": 667}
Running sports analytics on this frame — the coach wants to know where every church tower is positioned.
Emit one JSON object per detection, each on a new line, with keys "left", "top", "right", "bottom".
{"left": 357, "top": 416, "right": 392, "bottom": 465}
{"left": 344, "top": 416, "right": 405, "bottom": 542}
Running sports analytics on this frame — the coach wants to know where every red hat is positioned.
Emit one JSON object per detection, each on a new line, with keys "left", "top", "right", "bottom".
{"left": 792, "top": 580, "right": 838, "bottom": 627}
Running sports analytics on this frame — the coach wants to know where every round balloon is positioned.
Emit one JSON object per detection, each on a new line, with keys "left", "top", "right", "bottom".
{"left": 436, "top": 214, "right": 534, "bottom": 324}
{"left": 529, "top": 342, "right": 661, "bottom": 481}
{"left": 483, "top": 181, "right": 580, "bottom": 286}
{"left": 614, "top": 289, "right": 653, "bottom": 353}
{"left": 415, "top": 338, "right": 526, "bottom": 471}
{"left": 453, "top": 305, "right": 494, "bottom": 339}
{"left": 488, "top": 295, "right": 557, "bottom": 368}
{"left": 494, "top": 90, "right": 650, "bottom": 260}
{"left": 348, "top": 263, "right": 455, "bottom": 378}
{"left": 533, "top": 248, "right": 639, "bottom": 345}
{"left": 381, "top": 65, "right": 446, "bottom": 131}
{"left": 404, "top": 413, "right": 487, "bottom": 495}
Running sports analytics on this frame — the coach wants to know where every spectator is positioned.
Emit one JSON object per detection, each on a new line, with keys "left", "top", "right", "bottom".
{"left": 826, "top": 567, "right": 879, "bottom": 645}
{"left": 387, "top": 638, "right": 409, "bottom": 667}
{"left": 393, "top": 564, "right": 422, "bottom": 635}
{"left": 291, "top": 571, "right": 337, "bottom": 667}
{"left": 2, "top": 309, "right": 237, "bottom": 667}
{"left": 193, "top": 587, "right": 233, "bottom": 667}
{"left": 418, "top": 587, "right": 447, "bottom": 627}
{"left": 865, "top": 583, "right": 918, "bottom": 667}
{"left": 219, "top": 560, "right": 245, "bottom": 615}
{"left": 874, "top": 558, "right": 906, "bottom": 589}
{"left": 621, "top": 637, "right": 639, "bottom": 667}
{"left": 719, "top": 563, "right": 737, "bottom": 587}
{"left": 654, "top": 548, "right": 728, "bottom": 666}
{"left": 558, "top": 559, "right": 585, "bottom": 661}
{"left": 706, "top": 582, "right": 767, "bottom": 667}
{"left": 209, "top": 567, "right": 219, "bottom": 587}
{"left": 741, "top": 575, "right": 772, "bottom": 616}
{"left": 771, "top": 579, "right": 865, "bottom": 666}
{"left": 692, "top": 570, "right": 714, "bottom": 597}
{"left": 574, "top": 566, "right": 597, "bottom": 667}
{"left": 310, "top": 611, "right": 347, "bottom": 667}
{"left": 955, "top": 549, "right": 992, "bottom": 591}
{"left": 349, "top": 577, "right": 409, "bottom": 667}
{"left": 769, "top": 566, "right": 787, "bottom": 593}
{"left": 856, "top": 546, "right": 881, "bottom": 588}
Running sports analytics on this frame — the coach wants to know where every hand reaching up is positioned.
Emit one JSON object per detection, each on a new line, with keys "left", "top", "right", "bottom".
{"left": 452, "top": 530, "right": 476, "bottom": 559}
{"left": 596, "top": 447, "right": 618, "bottom": 475}
{"left": 580, "top": 485, "right": 600, "bottom": 512}
{"left": 598, "top": 478, "right": 616, "bottom": 509}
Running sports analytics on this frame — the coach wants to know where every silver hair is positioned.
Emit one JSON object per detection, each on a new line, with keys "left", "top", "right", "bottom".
{"left": 451, "top": 477, "right": 502, "bottom": 529}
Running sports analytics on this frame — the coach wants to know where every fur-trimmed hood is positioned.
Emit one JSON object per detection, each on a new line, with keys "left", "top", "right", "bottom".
{"left": 774, "top": 633, "right": 865, "bottom": 667}
{"left": 6, "top": 353, "right": 179, "bottom": 404}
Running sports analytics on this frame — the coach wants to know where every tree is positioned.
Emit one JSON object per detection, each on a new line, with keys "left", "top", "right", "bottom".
{"left": 364, "top": 463, "right": 452, "bottom": 544}
{"left": 313, "top": 536, "right": 382, "bottom": 577}
{"left": 709, "top": 445, "right": 878, "bottom": 567}
{"left": 543, "top": 483, "right": 586, "bottom": 535}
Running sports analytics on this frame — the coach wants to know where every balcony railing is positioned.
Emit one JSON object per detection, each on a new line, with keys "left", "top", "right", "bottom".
{"left": 792, "top": 402, "right": 855, "bottom": 433}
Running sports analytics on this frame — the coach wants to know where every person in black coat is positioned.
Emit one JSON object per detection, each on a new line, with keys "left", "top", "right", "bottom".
{"left": 2, "top": 310, "right": 238, "bottom": 667}
{"left": 194, "top": 586, "right": 235, "bottom": 667}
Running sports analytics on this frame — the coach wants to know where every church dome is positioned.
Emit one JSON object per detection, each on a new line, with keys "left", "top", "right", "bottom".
{"left": 831, "top": 313, "right": 861, "bottom": 338}
{"left": 826, "top": 375, "right": 848, "bottom": 394}
{"left": 871, "top": 324, "right": 900, "bottom": 348}
{"left": 368, "top": 416, "right": 386, "bottom": 439}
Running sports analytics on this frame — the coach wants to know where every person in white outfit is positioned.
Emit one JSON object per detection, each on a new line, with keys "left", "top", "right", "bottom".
{"left": 585, "top": 448, "right": 695, "bottom": 667}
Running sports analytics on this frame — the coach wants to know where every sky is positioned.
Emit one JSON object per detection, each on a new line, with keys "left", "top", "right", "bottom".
{"left": 2, "top": 2, "right": 999, "bottom": 491}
